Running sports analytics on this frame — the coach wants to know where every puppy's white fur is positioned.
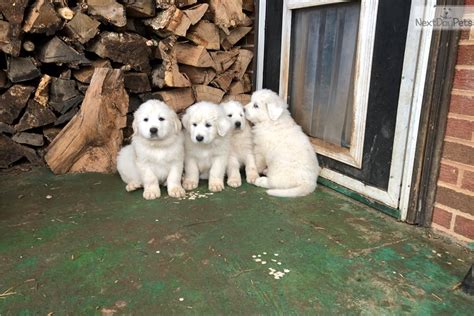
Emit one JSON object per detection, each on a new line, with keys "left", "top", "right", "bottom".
{"left": 245, "top": 89, "right": 320, "bottom": 197}
{"left": 221, "top": 100, "right": 259, "bottom": 187}
{"left": 117, "top": 100, "right": 186, "bottom": 200}
{"left": 182, "top": 101, "right": 231, "bottom": 192}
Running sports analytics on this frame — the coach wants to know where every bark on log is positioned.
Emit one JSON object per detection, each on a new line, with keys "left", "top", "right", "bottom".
{"left": 144, "top": 6, "right": 191, "bottom": 37}
{"left": 45, "top": 68, "right": 129, "bottom": 174}
{"left": 23, "top": 0, "right": 63, "bottom": 35}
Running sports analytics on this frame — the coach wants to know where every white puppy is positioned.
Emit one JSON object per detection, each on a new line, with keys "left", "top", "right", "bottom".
{"left": 182, "top": 101, "right": 232, "bottom": 192}
{"left": 117, "top": 100, "right": 186, "bottom": 200}
{"left": 244, "top": 89, "right": 320, "bottom": 197}
{"left": 221, "top": 100, "right": 259, "bottom": 187}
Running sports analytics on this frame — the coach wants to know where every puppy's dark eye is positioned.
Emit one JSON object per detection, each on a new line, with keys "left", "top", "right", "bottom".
{"left": 253, "top": 104, "right": 259, "bottom": 109}
{"left": 205, "top": 123, "right": 212, "bottom": 128}
{"left": 192, "top": 123, "right": 197, "bottom": 127}
{"left": 159, "top": 117, "right": 165, "bottom": 121}
{"left": 228, "top": 114, "right": 232, "bottom": 118}
{"left": 240, "top": 113, "right": 244, "bottom": 117}
{"left": 144, "top": 118, "right": 149, "bottom": 122}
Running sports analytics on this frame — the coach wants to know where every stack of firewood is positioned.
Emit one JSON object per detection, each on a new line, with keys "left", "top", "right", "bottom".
{"left": 0, "top": 0, "right": 255, "bottom": 170}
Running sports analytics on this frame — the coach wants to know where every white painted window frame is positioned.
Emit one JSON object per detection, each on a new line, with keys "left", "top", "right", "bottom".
{"left": 279, "top": 0, "right": 378, "bottom": 169}
{"left": 256, "top": 0, "right": 435, "bottom": 213}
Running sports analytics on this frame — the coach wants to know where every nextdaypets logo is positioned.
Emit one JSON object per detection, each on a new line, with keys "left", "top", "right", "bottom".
{"left": 415, "top": 5, "right": 474, "bottom": 30}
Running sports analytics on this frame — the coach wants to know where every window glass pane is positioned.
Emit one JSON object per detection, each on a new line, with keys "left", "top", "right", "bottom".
{"left": 288, "top": 2, "right": 360, "bottom": 148}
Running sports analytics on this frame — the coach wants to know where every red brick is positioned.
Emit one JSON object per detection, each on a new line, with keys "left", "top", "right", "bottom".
{"left": 461, "top": 170, "right": 474, "bottom": 191}
{"left": 460, "top": 29, "right": 470, "bottom": 40}
{"left": 442, "top": 141, "right": 474, "bottom": 166}
{"left": 435, "top": 186, "right": 474, "bottom": 216}
{"left": 457, "top": 44, "right": 474, "bottom": 65}
{"left": 432, "top": 207, "right": 453, "bottom": 229}
{"left": 438, "top": 163, "right": 459, "bottom": 184}
{"left": 453, "top": 69, "right": 474, "bottom": 91}
{"left": 466, "top": 0, "right": 474, "bottom": 6}
{"left": 449, "top": 94, "right": 474, "bottom": 116}
{"left": 445, "top": 117, "right": 473, "bottom": 140}
{"left": 453, "top": 215, "right": 474, "bottom": 240}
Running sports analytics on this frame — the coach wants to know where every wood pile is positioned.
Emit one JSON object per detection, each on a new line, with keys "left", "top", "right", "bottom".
{"left": 0, "top": 0, "right": 255, "bottom": 172}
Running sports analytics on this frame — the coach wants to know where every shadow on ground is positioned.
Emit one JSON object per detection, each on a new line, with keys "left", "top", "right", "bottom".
{"left": 0, "top": 168, "right": 473, "bottom": 314}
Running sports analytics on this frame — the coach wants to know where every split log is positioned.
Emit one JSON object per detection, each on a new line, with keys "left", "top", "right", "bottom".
{"left": 175, "top": 43, "right": 215, "bottom": 68}
{"left": 210, "top": 50, "right": 239, "bottom": 73}
{"left": 7, "top": 57, "right": 41, "bottom": 83}
{"left": 183, "top": 4, "right": 209, "bottom": 25}
{"left": 208, "top": 0, "right": 249, "bottom": 32}
{"left": 88, "top": 31, "right": 151, "bottom": 72}
{"left": 57, "top": 7, "right": 74, "bottom": 20}
{"left": 179, "top": 65, "right": 216, "bottom": 85}
{"left": 232, "top": 49, "right": 253, "bottom": 79}
{"left": 228, "top": 74, "right": 251, "bottom": 95}
{"left": 54, "top": 107, "right": 79, "bottom": 126}
{"left": 156, "top": 0, "right": 198, "bottom": 9}
{"left": 186, "top": 20, "right": 220, "bottom": 50}
{"left": 211, "top": 69, "right": 235, "bottom": 92}
{"left": 222, "top": 94, "right": 251, "bottom": 104}
{"left": 0, "top": 85, "right": 35, "bottom": 125}
{"left": 49, "top": 78, "right": 83, "bottom": 113}
{"left": 87, "top": 0, "right": 127, "bottom": 27}
{"left": 23, "top": 0, "right": 63, "bottom": 35}
{"left": 45, "top": 68, "right": 129, "bottom": 174}
{"left": 0, "top": 70, "right": 8, "bottom": 89}
{"left": 0, "top": 0, "right": 28, "bottom": 56}
{"left": 12, "top": 132, "right": 44, "bottom": 147}
{"left": 15, "top": 100, "right": 57, "bottom": 132}
{"left": 124, "top": 72, "right": 152, "bottom": 93}
{"left": 142, "top": 88, "right": 195, "bottom": 112}
{"left": 22, "top": 40, "right": 35, "bottom": 52}
{"left": 144, "top": 6, "right": 191, "bottom": 37}
{"left": 243, "top": 0, "right": 255, "bottom": 12}
{"left": 152, "top": 37, "right": 190, "bottom": 88}
{"left": 221, "top": 26, "right": 252, "bottom": 50}
{"left": 122, "top": 0, "right": 156, "bottom": 18}
{"left": 43, "top": 127, "right": 62, "bottom": 143}
{"left": 193, "top": 85, "right": 225, "bottom": 103}
{"left": 64, "top": 12, "right": 100, "bottom": 44}
{"left": 72, "top": 59, "right": 111, "bottom": 84}
{"left": 0, "top": 122, "right": 14, "bottom": 135}
{"left": 0, "top": 134, "right": 40, "bottom": 168}
{"left": 38, "top": 36, "right": 90, "bottom": 65}
{"left": 34, "top": 75, "right": 52, "bottom": 107}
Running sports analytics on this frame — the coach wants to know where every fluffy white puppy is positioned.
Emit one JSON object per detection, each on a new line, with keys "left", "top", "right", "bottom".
{"left": 221, "top": 100, "right": 259, "bottom": 187}
{"left": 117, "top": 100, "right": 186, "bottom": 200}
{"left": 244, "top": 89, "right": 320, "bottom": 197}
{"left": 182, "top": 101, "right": 231, "bottom": 192}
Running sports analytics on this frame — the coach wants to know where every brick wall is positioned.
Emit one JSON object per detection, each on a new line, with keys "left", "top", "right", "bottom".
{"left": 431, "top": 24, "right": 474, "bottom": 242}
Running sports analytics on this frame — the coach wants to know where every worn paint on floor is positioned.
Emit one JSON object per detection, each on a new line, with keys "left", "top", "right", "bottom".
{"left": 0, "top": 168, "right": 473, "bottom": 314}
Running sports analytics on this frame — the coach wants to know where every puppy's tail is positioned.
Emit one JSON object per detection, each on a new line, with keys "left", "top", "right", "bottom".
{"left": 266, "top": 183, "right": 316, "bottom": 198}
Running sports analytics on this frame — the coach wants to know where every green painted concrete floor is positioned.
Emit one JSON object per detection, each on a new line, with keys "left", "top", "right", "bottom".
{"left": 0, "top": 168, "right": 473, "bottom": 315}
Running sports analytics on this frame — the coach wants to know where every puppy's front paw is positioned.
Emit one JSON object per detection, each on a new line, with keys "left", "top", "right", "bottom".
{"left": 227, "top": 176, "right": 242, "bottom": 188}
{"left": 254, "top": 176, "right": 269, "bottom": 188}
{"left": 246, "top": 169, "right": 259, "bottom": 184}
{"left": 209, "top": 179, "right": 225, "bottom": 192}
{"left": 126, "top": 182, "right": 141, "bottom": 192}
{"left": 143, "top": 187, "right": 161, "bottom": 200}
{"left": 168, "top": 186, "right": 186, "bottom": 198}
{"left": 183, "top": 179, "right": 198, "bottom": 191}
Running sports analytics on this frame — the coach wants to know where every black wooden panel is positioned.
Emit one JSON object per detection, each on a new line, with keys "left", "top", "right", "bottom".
{"left": 262, "top": 0, "right": 284, "bottom": 93}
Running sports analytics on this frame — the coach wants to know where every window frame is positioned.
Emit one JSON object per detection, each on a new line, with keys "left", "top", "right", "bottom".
{"left": 279, "top": 0, "right": 379, "bottom": 168}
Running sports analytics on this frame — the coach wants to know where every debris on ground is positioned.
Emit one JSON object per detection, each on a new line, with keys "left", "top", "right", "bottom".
{"left": 252, "top": 252, "right": 291, "bottom": 280}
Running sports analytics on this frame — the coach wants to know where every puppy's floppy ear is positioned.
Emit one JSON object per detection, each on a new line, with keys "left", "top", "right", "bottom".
{"left": 217, "top": 117, "right": 231, "bottom": 136}
{"left": 181, "top": 112, "right": 190, "bottom": 130}
{"left": 267, "top": 97, "right": 287, "bottom": 121}
{"left": 132, "top": 115, "right": 139, "bottom": 137}
{"left": 172, "top": 113, "right": 182, "bottom": 133}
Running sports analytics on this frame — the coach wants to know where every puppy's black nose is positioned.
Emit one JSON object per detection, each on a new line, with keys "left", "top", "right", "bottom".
{"left": 196, "top": 135, "right": 204, "bottom": 142}
{"left": 235, "top": 121, "right": 241, "bottom": 128}
{"left": 150, "top": 127, "right": 158, "bottom": 134}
